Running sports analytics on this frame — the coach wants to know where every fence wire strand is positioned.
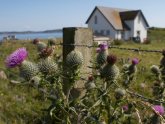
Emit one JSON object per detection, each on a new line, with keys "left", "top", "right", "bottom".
{"left": 55, "top": 43, "right": 163, "bottom": 53}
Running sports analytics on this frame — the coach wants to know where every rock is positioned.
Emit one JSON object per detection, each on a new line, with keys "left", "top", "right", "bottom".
{"left": 0, "top": 70, "right": 7, "bottom": 79}
{"left": 10, "top": 80, "right": 21, "bottom": 84}
{"left": 140, "top": 83, "right": 147, "bottom": 89}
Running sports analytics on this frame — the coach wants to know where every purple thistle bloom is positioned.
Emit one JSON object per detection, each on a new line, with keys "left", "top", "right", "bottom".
{"left": 153, "top": 105, "right": 165, "bottom": 115}
{"left": 132, "top": 58, "right": 139, "bottom": 65}
{"left": 96, "top": 48, "right": 101, "bottom": 53}
{"left": 122, "top": 105, "right": 128, "bottom": 112}
{"left": 5, "top": 47, "right": 28, "bottom": 68}
{"left": 98, "top": 43, "right": 108, "bottom": 51}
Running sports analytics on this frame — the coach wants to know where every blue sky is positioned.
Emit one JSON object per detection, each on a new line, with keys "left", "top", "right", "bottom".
{"left": 0, "top": 0, "right": 164, "bottom": 31}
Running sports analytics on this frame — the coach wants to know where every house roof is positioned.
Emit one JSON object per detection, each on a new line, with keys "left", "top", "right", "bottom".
{"left": 120, "top": 10, "right": 139, "bottom": 20}
{"left": 86, "top": 6, "right": 149, "bottom": 30}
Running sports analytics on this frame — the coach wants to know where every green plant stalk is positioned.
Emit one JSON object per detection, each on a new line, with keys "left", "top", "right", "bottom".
{"left": 57, "top": 81, "right": 65, "bottom": 100}
{"left": 107, "top": 98, "right": 111, "bottom": 124}
{"left": 66, "top": 116, "right": 72, "bottom": 124}
{"left": 98, "top": 100, "right": 103, "bottom": 120}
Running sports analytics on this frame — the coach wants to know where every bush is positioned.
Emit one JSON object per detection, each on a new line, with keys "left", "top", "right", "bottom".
{"left": 112, "top": 40, "right": 124, "bottom": 45}
{"left": 143, "top": 38, "right": 152, "bottom": 44}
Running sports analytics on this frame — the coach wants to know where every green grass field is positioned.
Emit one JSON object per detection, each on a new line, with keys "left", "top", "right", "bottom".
{"left": 0, "top": 30, "right": 165, "bottom": 123}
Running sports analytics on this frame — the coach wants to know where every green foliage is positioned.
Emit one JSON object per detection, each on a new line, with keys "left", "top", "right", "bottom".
{"left": 0, "top": 39, "right": 62, "bottom": 123}
{"left": 1, "top": 29, "right": 165, "bottom": 123}
{"left": 96, "top": 51, "right": 108, "bottom": 65}
{"left": 112, "top": 40, "right": 124, "bottom": 45}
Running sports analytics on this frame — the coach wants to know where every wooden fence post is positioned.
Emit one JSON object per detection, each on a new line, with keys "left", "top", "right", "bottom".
{"left": 63, "top": 27, "right": 93, "bottom": 98}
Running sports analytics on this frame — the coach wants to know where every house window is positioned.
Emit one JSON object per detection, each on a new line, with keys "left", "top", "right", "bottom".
{"left": 121, "top": 31, "right": 124, "bottom": 39}
{"left": 94, "top": 16, "right": 97, "bottom": 24}
{"left": 106, "top": 30, "right": 110, "bottom": 35}
{"left": 100, "top": 30, "right": 104, "bottom": 35}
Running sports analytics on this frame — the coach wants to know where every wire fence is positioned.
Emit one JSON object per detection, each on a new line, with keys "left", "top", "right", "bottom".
{"left": 54, "top": 42, "right": 164, "bottom": 104}
{"left": 4, "top": 41, "right": 165, "bottom": 104}
{"left": 55, "top": 43, "right": 163, "bottom": 53}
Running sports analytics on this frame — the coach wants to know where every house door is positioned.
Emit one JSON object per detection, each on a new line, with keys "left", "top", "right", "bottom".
{"left": 136, "top": 30, "right": 141, "bottom": 42}
{"left": 121, "top": 31, "right": 124, "bottom": 39}
{"left": 137, "top": 31, "right": 140, "bottom": 37}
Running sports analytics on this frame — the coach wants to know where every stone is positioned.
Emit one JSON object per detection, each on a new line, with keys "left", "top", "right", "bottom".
{"left": 0, "top": 70, "right": 7, "bottom": 80}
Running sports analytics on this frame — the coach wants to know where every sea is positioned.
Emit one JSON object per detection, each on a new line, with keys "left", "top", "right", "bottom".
{"left": 0, "top": 32, "right": 62, "bottom": 41}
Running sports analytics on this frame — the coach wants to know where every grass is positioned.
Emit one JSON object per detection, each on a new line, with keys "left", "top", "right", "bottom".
{"left": 0, "top": 39, "right": 62, "bottom": 123}
{"left": 0, "top": 30, "right": 165, "bottom": 123}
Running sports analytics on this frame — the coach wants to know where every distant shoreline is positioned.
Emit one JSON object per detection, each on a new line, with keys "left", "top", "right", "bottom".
{"left": 0, "top": 29, "right": 62, "bottom": 34}
{"left": 0, "top": 31, "right": 62, "bottom": 41}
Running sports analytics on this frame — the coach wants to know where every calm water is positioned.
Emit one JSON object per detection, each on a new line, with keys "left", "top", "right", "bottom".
{"left": 0, "top": 32, "right": 62, "bottom": 41}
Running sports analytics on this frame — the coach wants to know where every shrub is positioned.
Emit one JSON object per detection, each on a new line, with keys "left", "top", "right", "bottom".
{"left": 143, "top": 38, "right": 152, "bottom": 44}
{"left": 112, "top": 40, "right": 123, "bottom": 45}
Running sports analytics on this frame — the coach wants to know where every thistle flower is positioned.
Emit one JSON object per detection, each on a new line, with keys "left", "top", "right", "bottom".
{"left": 5, "top": 47, "right": 28, "bottom": 68}
{"left": 96, "top": 43, "right": 108, "bottom": 66}
{"left": 32, "top": 38, "right": 40, "bottom": 44}
{"left": 123, "top": 58, "right": 138, "bottom": 76}
{"left": 88, "top": 75, "right": 94, "bottom": 81}
{"left": 107, "top": 54, "right": 117, "bottom": 65}
{"left": 132, "top": 58, "right": 139, "bottom": 65}
{"left": 96, "top": 48, "right": 101, "bottom": 53}
{"left": 40, "top": 47, "right": 53, "bottom": 58}
{"left": 99, "top": 43, "right": 108, "bottom": 51}
{"left": 122, "top": 105, "right": 129, "bottom": 112}
{"left": 153, "top": 105, "right": 165, "bottom": 115}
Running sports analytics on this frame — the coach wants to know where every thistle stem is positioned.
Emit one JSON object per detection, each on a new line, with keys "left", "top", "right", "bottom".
{"left": 66, "top": 88, "right": 71, "bottom": 104}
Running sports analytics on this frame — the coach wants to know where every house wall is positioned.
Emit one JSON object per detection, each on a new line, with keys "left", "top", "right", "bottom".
{"left": 124, "top": 31, "right": 130, "bottom": 40}
{"left": 87, "top": 9, "right": 117, "bottom": 39}
{"left": 124, "top": 20, "right": 134, "bottom": 39}
{"left": 115, "top": 31, "right": 122, "bottom": 40}
{"left": 133, "top": 13, "right": 148, "bottom": 42}
{"left": 124, "top": 13, "right": 148, "bottom": 42}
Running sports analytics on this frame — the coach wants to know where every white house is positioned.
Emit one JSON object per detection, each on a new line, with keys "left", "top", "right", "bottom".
{"left": 86, "top": 6, "right": 149, "bottom": 42}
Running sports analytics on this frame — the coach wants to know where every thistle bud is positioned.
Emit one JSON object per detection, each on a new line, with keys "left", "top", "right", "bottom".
{"left": 96, "top": 43, "right": 108, "bottom": 65}
{"left": 19, "top": 61, "right": 39, "bottom": 81}
{"left": 32, "top": 38, "right": 40, "bottom": 44}
{"left": 30, "top": 76, "right": 41, "bottom": 87}
{"left": 150, "top": 65, "right": 160, "bottom": 75}
{"left": 100, "top": 55, "right": 119, "bottom": 82}
{"left": 38, "top": 57, "right": 58, "bottom": 74}
{"left": 66, "top": 50, "right": 83, "bottom": 69}
{"left": 115, "top": 88, "right": 126, "bottom": 99}
{"left": 40, "top": 47, "right": 53, "bottom": 58}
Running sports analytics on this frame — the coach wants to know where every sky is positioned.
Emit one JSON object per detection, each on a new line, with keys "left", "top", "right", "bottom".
{"left": 0, "top": 0, "right": 164, "bottom": 31}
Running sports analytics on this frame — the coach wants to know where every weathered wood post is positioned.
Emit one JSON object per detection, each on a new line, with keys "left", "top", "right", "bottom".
{"left": 63, "top": 27, "right": 93, "bottom": 98}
